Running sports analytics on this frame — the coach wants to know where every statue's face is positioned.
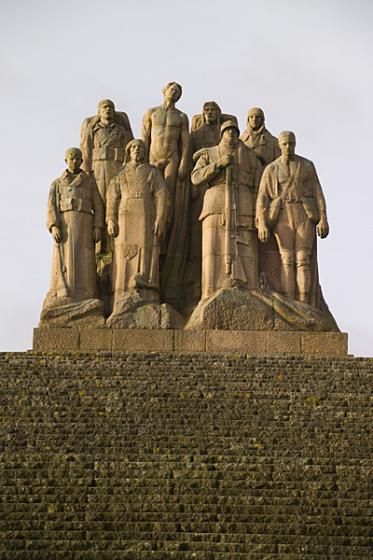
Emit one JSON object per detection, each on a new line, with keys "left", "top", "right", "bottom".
{"left": 249, "top": 113, "right": 263, "bottom": 130}
{"left": 204, "top": 105, "right": 218, "bottom": 125}
{"left": 65, "top": 152, "right": 82, "bottom": 172}
{"left": 164, "top": 83, "right": 182, "bottom": 102}
{"left": 99, "top": 102, "right": 114, "bottom": 121}
{"left": 279, "top": 136, "right": 296, "bottom": 157}
{"left": 129, "top": 142, "right": 145, "bottom": 163}
{"left": 222, "top": 127, "right": 239, "bottom": 142}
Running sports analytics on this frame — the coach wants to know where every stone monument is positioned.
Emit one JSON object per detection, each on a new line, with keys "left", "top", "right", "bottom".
{"left": 40, "top": 148, "right": 104, "bottom": 326}
{"left": 184, "top": 102, "right": 238, "bottom": 308}
{"left": 35, "top": 85, "right": 346, "bottom": 355}
{"left": 80, "top": 99, "right": 133, "bottom": 314}
{"left": 142, "top": 82, "right": 190, "bottom": 309}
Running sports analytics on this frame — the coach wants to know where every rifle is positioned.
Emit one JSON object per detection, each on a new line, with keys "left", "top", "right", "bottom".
{"left": 224, "top": 163, "right": 237, "bottom": 278}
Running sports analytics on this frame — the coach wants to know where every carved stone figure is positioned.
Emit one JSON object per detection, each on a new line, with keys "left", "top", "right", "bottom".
{"left": 80, "top": 99, "right": 133, "bottom": 313}
{"left": 190, "top": 102, "right": 237, "bottom": 153}
{"left": 40, "top": 148, "right": 105, "bottom": 325}
{"left": 256, "top": 131, "right": 329, "bottom": 305}
{"left": 142, "top": 82, "right": 190, "bottom": 308}
{"left": 240, "top": 107, "right": 280, "bottom": 167}
{"left": 80, "top": 99, "right": 133, "bottom": 199}
{"left": 106, "top": 140, "right": 169, "bottom": 324}
{"left": 185, "top": 103, "right": 239, "bottom": 308}
{"left": 191, "top": 120, "right": 261, "bottom": 299}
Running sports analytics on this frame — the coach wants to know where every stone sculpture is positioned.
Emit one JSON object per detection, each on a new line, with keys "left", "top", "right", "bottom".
{"left": 240, "top": 107, "right": 280, "bottom": 167}
{"left": 142, "top": 82, "right": 190, "bottom": 308}
{"left": 191, "top": 120, "right": 261, "bottom": 298}
{"left": 36, "top": 95, "right": 339, "bottom": 335}
{"left": 256, "top": 131, "right": 329, "bottom": 305}
{"left": 186, "top": 102, "right": 236, "bottom": 307}
{"left": 106, "top": 139, "right": 169, "bottom": 325}
{"left": 185, "top": 101, "right": 237, "bottom": 308}
{"left": 40, "top": 148, "right": 104, "bottom": 326}
{"left": 80, "top": 99, "right": 133, "bottom": 314}
{"left": 240, "top": 107, "right": 281, "bottom": 299}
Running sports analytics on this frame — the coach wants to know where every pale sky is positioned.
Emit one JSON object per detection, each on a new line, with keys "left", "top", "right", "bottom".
{"left": 1, "top": 0, "right": 372, "bottom": 355}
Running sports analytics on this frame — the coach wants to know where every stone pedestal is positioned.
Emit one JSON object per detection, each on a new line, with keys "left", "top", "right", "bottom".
{"left": 33, "top": 327, "right": 348, "bottom": 356}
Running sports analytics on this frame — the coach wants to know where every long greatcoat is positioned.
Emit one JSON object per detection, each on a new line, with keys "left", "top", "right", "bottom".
{"left": 192, "top": 140, "right": 261, "bottom": 298}
{"left": 45, "top": 169, "right": 104, "bottom": 304}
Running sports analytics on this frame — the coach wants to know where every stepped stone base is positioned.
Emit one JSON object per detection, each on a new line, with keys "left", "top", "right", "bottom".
{"left": 33, "top": 327, "right": 348, "bottom": 355}
{"left": 0, "top": 352, "right": 371, "bottom": 558}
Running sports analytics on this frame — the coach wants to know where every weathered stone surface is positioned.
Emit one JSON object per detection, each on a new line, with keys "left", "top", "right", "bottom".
{"left": 174, "top": 330, "right": 206, "bottom": 352}
{"left": 206, "top": 330, "right": 267, "bottom": 354}
{"left": 267, "top": 331, "right": 301, "bottom": 353}
{"left": 112, "top": 329, "right": 173, "bottom": 351}
{"left": 301, "top": 331, "right": 348, "bottom": 356}
{"left": 186, "top": 287, "right": 274, "bottom": 330}
{"left": 80, "top": 328, "right": 112, "bottom": 351}
{"left": 33, "top": 327, "right": 80, "bottom": 351}
{"left": 39, "top": 298, "right": 105, "bottom": 327}
{"left": 33, "top": 327, "right": 348, "bottom": 355}
{"left": 107, "top": 291, "right": 185, "bottom": 329}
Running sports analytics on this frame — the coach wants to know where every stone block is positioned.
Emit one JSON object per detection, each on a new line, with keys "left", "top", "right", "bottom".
{"left": 206, "top": 330, "right": 267, "bottom": 354}
{"left": 112, "top": 329, "right": 174, "bottom": 352}
{"left": 79, "top": 328, "right": 112, "bottom": 351}
{"left": 174, "top": 330, "right": 206, "bottom": 352}
{"left": 33, "top": 327, "right": 80, "bottom": 351}
{"left": 301, "top": 332, "right": 348, "bottom": 356}
{"left": 267, "top": 331, "right": 301, "bottom": 354}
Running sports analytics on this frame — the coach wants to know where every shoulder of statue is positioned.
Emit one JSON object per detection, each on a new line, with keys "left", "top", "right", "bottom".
{"left": 264, "top": 127, "right": 276, "bottom": 140}
{"left": 146, "top": 106, "right": 158, "bottom": 116}
{"left": 240, "top": 128, "right": 250, "bottom": 142}
{"left": 51, "top": 177, "right": 61, "bottom": 188}
{"left": 296, "top": 154, "right": 313, "bottom": 167}
{"left": 266, "top": 159, "right": 279, "bottom": 173}
{"left": 79, "top": 170, "right": 92, "bottom": 182}
{"left": 193, "top": 147, "right": 212, "bottom": 162}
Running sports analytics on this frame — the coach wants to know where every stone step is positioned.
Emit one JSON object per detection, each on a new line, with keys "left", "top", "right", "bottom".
{"left": 0, "top": 352, "right": 371, "bottom": 557}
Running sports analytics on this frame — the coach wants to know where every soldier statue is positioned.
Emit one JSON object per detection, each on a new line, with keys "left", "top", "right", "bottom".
{"left": 40, "top": 148, "right": 104, "bottom": 323}
{"left": 256, "top": 131, "right": 329, "bottom": 305}
{"left": 80, "top": 99, "right": 133, "bottom": 314}
{"left": 192, "top": 120, "right": 261, "bottom": 299}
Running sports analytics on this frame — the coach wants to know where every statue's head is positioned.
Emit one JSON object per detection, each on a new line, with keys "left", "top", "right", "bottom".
{"left": 247, "top": 107, "right": 265, "bottom": 131}
{"left": 220, "top": 119, "right": 240, "bottom": 142}
{"left": 126, "top": 139, "right": 146, "bottom": 164}
{"left": 65, "top": 147, "right": 83, "bottom": 172}
{"left": 278, "top": 130, "right": 296, "bottom": 157}
{"left": 202, "top": 101, "right": 221, "bottom": 125}
{"left": 162, "top": 82, "right": 182, "bottom": 102}
{"left": 98, "top": 99, "right": 115, "bottom": 121}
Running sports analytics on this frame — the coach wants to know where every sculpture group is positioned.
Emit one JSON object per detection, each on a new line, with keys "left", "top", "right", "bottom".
{"left": 40, "top": 83, "right": 338, "bottom": 331}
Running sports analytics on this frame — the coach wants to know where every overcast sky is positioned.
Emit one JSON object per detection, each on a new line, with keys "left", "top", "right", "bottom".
{"left": 1, "top": 0, "right": 372, "bottom": 355}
